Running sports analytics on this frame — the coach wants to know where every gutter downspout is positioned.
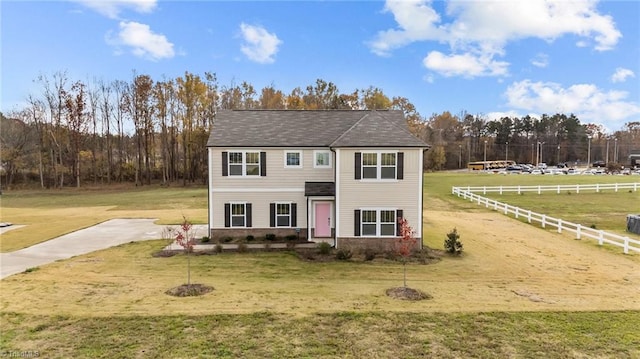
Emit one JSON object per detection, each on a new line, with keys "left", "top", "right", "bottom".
{"left": 420, "top": 147, "right": 430, "bottom": 250}
{"left": 330, "top": 147, "right": 337, "bottom": 248}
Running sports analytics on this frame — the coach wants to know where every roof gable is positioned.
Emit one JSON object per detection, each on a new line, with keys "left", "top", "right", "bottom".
{"left": 207, "top": 110, "right": 429, "bottom": 148}
{"left": 330, "top": 111, "right": 428, "bottom": 147}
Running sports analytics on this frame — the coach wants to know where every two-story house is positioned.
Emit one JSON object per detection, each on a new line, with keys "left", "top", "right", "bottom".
{"left": 206, "top": 110, "right": 430, "bottom": 251}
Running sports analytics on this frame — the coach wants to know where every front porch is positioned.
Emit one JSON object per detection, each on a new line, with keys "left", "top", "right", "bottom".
{"left": 305, "top": 181, "right": 336, "bottom": 245}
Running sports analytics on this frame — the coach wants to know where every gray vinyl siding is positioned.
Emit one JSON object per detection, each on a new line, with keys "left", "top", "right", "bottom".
{"left": 211, "top": 191, "right": 306, "bottom": 229}
{"left": 336, "top": 148, "right": 422, "bottom": 238}
{"left": 210, "top": 147, "right": 333, "bottom": 189}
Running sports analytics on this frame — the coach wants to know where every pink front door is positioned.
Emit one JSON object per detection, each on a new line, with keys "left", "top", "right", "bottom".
{"left": 314, "top": 202, "right": 331, "bottom": 237}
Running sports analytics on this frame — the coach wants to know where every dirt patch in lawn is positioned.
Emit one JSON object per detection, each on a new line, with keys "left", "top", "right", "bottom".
{"left": 386, "top": 286, "right": 432, "bottom": 301}
{"left": 165, "top": 283, "right": 214, "bottom": 297}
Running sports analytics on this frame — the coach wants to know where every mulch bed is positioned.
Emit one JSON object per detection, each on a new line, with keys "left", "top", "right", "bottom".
{"left": 165, "top": 284, "right": 214, "bottom": 297}
{"left": 385, "top": 287, "right": 432, "bottom": 301}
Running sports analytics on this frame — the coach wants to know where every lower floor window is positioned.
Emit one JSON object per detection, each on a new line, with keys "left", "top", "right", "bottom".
{"left": 225, "top": 202, "right": 251, "bottom": 228}
{"left": 360, "top": 209, "right": 397, "bottom": 237}
{"left": 270, "top": 202, "right": 297, "bottom": 228}
{"left": 231, "top": 203, "right": 246, "bottom": 227}
{"left": 276, "top": 203, "right": 291, "bottom": 227}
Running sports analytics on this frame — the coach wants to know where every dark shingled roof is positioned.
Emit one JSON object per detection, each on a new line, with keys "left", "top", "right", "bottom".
{"left": 305, "top": 182, "right": 336, "bottom": 196}
{"left": 207, "top": 110, "right": 429, "bottom": 148}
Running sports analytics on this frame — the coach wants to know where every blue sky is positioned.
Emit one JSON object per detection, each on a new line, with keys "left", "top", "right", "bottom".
{"left": 1, "top": 0, "right": 639, "bottom": 132}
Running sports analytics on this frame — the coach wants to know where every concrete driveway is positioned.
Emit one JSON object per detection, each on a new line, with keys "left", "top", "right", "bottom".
{"left": 0, "top": 219, "right": 205, "bottom": 279}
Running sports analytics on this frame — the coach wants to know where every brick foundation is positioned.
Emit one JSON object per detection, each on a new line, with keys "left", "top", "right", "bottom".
{"left": 337, "top": 237, "right": 422, "bottom": 252}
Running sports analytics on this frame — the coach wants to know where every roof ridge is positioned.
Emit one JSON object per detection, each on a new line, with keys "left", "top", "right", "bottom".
{"left": 329, "top": 111, "right": 371, "bottom": 147}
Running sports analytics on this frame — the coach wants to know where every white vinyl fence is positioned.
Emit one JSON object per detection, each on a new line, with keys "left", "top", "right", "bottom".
{"left": 451, "top": 183, "right": 640, "bottom": 254}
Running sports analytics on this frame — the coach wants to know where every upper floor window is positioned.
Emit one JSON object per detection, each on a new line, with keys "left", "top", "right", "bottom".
{"left": 314, "top": 150, "right": 332, "bottom": 168}
{"left": 356, "top": 152, "right": 403, "bottom": 180}
{"left": 222, "top": 151, "right": 266, "bottom": 177}
{"left": 284, "top": 150, "right": 303, "bottom": 168}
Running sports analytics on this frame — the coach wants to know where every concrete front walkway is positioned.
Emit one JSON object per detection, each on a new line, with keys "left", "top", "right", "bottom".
{"left": 0, "top": 219, "right": 208, "bottom": 279}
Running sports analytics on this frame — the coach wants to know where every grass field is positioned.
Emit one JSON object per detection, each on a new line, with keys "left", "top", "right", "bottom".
{"left": 0, "top": 185, "right": 208, "bottom": 252}
{"left": 1, "top": 174, "right": 639, "bottom": 358}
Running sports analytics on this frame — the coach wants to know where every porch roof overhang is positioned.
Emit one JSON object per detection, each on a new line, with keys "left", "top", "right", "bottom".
{"left": 305, "top": 182, "right": 335, "bottom": 197}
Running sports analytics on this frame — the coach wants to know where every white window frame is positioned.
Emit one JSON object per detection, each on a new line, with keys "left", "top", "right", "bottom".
{"left": 360, "top": 208, "right": 397, "bottom": 237}
{"left": 275, "top": 202, "right": 292, "bottom": 228}
{"left": 230, "top": 202, "right": 247, "bottom": 228}
{"left": 228, "top": 151, "right": 261, "bottom": 177}
{"left": 360, "top": 151, "right": 397, "bottom": 180}
{"left": 314, "top": 150, "right": 332, "bottom": 168}
{"left": 284, "top": 150, "right": 303, "bottom": 168}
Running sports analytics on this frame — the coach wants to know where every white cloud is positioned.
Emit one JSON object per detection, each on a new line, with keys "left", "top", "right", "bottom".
{"left": 370, "top": 0, "right": 621, "bottom": 78}
{"left": 486, "top": 110, "right": 526, "bottom": 122}
{"left": 531, "top": 53, "right": 549, "bottom": 68}
{"left": 369, "top": 0, "right": 445, "bottom": 56}
{"left": 423, "top": 51, "right": 508, "bottom": 77}
{"left": 611, "top": 68, "right": 635, "bottom": 83}
{"left": 107, "top": 21, "right": 174, "bottom": 61}
{"left": 239, "top": 23, "right": 282, "bottom": 64}
{"left": 73, "top": 0, "right": 156, "bottom": 19}
{"left": 504, "top": 79, "right": 640, "bottom": 127}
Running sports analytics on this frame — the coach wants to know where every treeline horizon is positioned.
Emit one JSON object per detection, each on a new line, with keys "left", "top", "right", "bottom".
{"left": 1, "top": 70, "right": 638, "bottom": 189}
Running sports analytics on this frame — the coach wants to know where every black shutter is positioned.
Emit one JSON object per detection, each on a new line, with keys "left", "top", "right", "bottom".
{"left": 222, "top": 152, "right": 228, "bottom": 176}
{"left": 396, "top": 209, "right": 403, "bottom": 236}
{"left": 354, "top": 209, "right": 361, "bottom": 236}
{"left": 270, "top": 203, "right": 276, "bottom": 227}
{"left": 291, "top": 203, "right": 297, "bottom": 227}
{"left": 224, "top": 203, "right": 230, "bottom": 227}
{"left": 246, "top": 203, "right": 252, "bottom": 227}
{"left": 355, "top": 152, "right": 361, "bottom": 179}
{"left": 260, "top": 151, "right": 267, "bottom": 176}
{"left": 397, "top": 152, "right": 404, "bottom": 180}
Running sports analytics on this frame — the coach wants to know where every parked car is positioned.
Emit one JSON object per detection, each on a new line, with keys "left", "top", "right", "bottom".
{"left": 592, "top": 160, "right": 606, "bottom": 168}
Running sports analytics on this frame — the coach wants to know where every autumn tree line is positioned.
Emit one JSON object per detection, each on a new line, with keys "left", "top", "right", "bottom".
{"left": 1, "top": 70, "right": 638, "bottom": 189}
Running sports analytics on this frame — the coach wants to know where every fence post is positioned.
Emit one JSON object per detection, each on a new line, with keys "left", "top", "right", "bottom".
{"left": 624, "top": 237, "right": 629, "bottom": 254}
{"left": 542, "top": 214, "right": 546, "bottom": 228}
{"left": 504, "top": 203, "right": 508, "bottom": 215}
{"left": 527, "top": 210, "right": 532, "bottom": 223}
{"left": 483, "top": 186, "right": 487, "bottom": 195}
{"left": 500, "top": 186, "right": 503, "bottom": 195}
{"left": 577, "top": 184, "right": 580, "bottom": 194}
{"left": 576, "top": 224, "right": 581, "bottom": 239}
{"left": 557, "top": 185, "right": 560, "bottom": 194}
{"left": 515, "top": 207, "right": 519, "bottom": 219}
{"left": 596, "top": 184, "right": 600, "bottom": 192}
{"left": 518, "top": 185, "right": 521, "bottom": 195}
{"left": 599, "top": 231, "right": 604, "bottom": 246}
{"left": 494, "top": 201, "right": 498, "bottom": 210}
{"left": 615, "top": 183, "right": 618, "bottom": 192}
{"left": 485, "top": 198, "right": 489, "bottom": 208}
{"left": 538, "top": 186, "right": 541, "bottom": 195}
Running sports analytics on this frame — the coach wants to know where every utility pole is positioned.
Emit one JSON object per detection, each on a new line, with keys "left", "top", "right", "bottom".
{"left": 505, "top": 141, "right": 509, "bottom": 161}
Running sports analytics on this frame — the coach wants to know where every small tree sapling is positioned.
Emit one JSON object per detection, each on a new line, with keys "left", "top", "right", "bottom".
{"left": 175, "top": 216, "right": 196, "bottom": 285}
{"left": 444, "top": 228, "right": 463, "bottom": 255}
{"left": 395, "top": 217, "right": 417, "bottom": 287}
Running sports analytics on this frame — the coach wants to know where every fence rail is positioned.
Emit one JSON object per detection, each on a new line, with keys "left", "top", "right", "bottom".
{"left": 453, "top": 182, "right": 639, "bottom": 195}
{"left": 451, "top": 183, "right": 640, "bottom": 254}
